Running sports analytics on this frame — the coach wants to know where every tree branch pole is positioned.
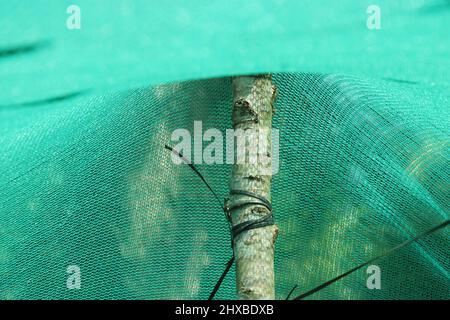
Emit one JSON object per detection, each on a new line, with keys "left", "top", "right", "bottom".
{"left": 229, "top": 75, "right": 278, "bottom": 299}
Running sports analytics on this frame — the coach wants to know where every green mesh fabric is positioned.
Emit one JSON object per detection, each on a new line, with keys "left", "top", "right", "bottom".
{"left": 0, "top": 1, "right": 449, "bottom": 300}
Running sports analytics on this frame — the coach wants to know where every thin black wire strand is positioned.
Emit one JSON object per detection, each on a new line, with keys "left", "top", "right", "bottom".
{"left": 165, "top": 144, "right": 232, "bottom": 300}
{"left": 165, "top": 144, "right": 276, "bottom": 300}
{"left": 292, "top": 219, "right": 450, "bottom": 300}
{"left": 285, "top": 285, "right": 298, "bottom": 300}
{"left": 165, "top": 144, "right": 449, "bottom": 300}
{"left": 164, "top": 144, "right": 222, "bottom": 209}
{"left": 208, "top": 256, "right": 235, "bottom": 300}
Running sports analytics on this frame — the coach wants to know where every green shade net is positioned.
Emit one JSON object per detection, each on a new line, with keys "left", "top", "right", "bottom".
{"left": 0, "top": 1, "right": 449, "bottom": 299}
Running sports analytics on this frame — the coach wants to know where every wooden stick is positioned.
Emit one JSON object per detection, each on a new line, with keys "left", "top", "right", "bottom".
{"left": 229, "top": 75, "right": 278, "bottom": 299}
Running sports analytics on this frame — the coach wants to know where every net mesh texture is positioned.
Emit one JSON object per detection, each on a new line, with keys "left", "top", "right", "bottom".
{"left": 0, "top": 1, "right": 449, "bottom": 300}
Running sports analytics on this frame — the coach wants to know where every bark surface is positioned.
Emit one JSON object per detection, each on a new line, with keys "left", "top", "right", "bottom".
{"left": 229, "top": 75, "right": 278, "bottom": 300}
